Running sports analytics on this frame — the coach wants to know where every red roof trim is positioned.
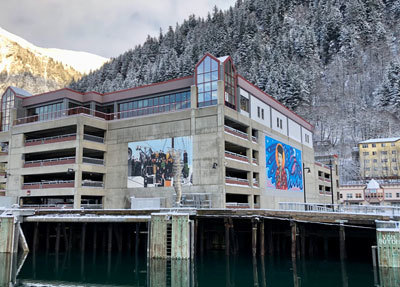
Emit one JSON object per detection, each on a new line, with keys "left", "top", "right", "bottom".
{"left": 84, "top": 91, "right": 103, "bottom": 96}
{"left": 237, "top": 74, "right": 314, "bottom": 130}
{"left": 103, "top": 75, "right": 193, "bottom": 96}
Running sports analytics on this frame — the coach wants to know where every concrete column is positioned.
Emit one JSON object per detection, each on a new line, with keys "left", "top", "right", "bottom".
{"left": 252, "top": 219, "right": 258, "bottom": 257}
{"left": 190, "top": 85, "right": 197, "bottom": 109}
{"left": 217, "top": 80, "right": 225, "bottom": 106}
{"left": 0, "top": 217, "right": 15, "bottom": 253}
{"left": 291, "top": 221, "right": 297, "bottom": 259}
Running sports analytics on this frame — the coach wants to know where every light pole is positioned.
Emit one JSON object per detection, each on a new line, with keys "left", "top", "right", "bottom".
{"left": 303, "top": 163, "right": 311, "bottom": 204}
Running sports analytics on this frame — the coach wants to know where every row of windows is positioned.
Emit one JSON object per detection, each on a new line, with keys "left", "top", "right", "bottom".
{"left": 1, "top": 89, "right": 14, "bottom": 131}
{"left": 363, "top": 150, "right": 397, "bottom": 156}
{"left": 365, "top": 167, "right": 398, "bottom": 171}
{"left": 118, "top": 91, "right": 190, "bottom": 118}
{"left": 364, "top": 158, "right": 397, "bottom": 163}
{"left": 196, "top": 55, "right": 219, "bottom": 108}
{"left": 257, "top": 106, "right": 265, "bottom": 120}
{"left": 362, "top": 142, "right": 397, "bottom": 148}
{"left": 29, "top": 102, "right": 64, "bottom": 121}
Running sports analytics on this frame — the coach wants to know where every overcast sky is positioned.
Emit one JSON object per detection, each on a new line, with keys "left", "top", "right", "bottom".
{"left": 0, "top": 0, "right": 236, "bottom": 58}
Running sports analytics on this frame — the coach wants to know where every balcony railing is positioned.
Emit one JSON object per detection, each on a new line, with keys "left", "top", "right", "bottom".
{"left": 82, "top": 180, "right": 104, "bottom": 188}
{"left": 25, "top": 133, "right": 77, "bottom": 146}
{"left": 224, "top": 125, "right": 248, "bottom": 140}
{"left": 22, "top": 180, "right": 75, "bottom": 189}
{"left": 225, "top": 176, "right": 250, "bottom": 186}
{"left": 83, "top": 134, "right": 104, "bottom": 143}
{"left": 24, "top": 156, "right": 75, "bottom": 168}
{"left": 252, "top": 158, "right": 258, "bottom": 165}
{"left": 82, "top": 157, "right": 104, "bottom": 165}
{"left": 226, "top": 202, "right": 250, "bottom": 209}
{"left": 252, "top": 136, "right": 258, "bottom": 143}
{"left": 14, "top": 101, "right": 191, "bottom": 126}
{"left": 224, "top": 151, "right": 248, "bottom": 163}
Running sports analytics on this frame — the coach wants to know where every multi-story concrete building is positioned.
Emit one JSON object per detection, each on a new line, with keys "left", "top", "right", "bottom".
{"left": 314, "top": 155, "right": 339, "bottom": 204}
{"left": 0, "top": 53, "right": 332, "bottom": 209}
{"left": 339, "top": 179, "right": 400, "bottom": 206}
{"left": 358, "top": 137, "right": 400, "bottom": 179}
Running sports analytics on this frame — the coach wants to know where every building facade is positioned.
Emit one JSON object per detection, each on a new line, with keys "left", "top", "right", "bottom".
{"left": 358, "top": 137, "right": 400, "bottom": 179}
{"left": 340, "top": 179, "right": 400, "bottom": 206}
{"left": 0, "top": 53, "right": 332, "bottom": 209}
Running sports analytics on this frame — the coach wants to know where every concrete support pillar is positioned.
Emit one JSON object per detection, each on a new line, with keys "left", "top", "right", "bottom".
{"left": 81, "top": 223, "right": 87, "bottom": 253}
{"left": 55, "top": 223, "right": 61, "bottom": 254}
{"left": 225, "top": 218, "right": 230, "bottom": 256}
{"left": 190, "top": 85, "right": 197, "bottom": 109}
{"left": 0, "top": 217, "right": 16, "bottom": 253}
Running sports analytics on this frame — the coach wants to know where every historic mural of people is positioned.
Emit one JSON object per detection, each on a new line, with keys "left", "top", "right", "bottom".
{"left": 128, "top": 136, "right": 192, "bottom": 188}
{"left": 265, "top": 136, "right": 303, "bottom": 192}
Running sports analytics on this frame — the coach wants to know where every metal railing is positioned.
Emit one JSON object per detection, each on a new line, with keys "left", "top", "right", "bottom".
{"left": 82, "top": 157, "right": 104, "bottom": 165}
{"left": 15, "top": 101, "right": 191, "bottom": 126}
{"left": 83, "top": 134, "right": 104, "bottom": 143}
{"left": 21, "top": 203, "right": 74, "bottom": 209}
{"left": 24, "top": 156, "right": 75, "bottom": 166}
{"left": 81, "top": 203, "right": 103, "bottom": 209}
{"left": 25, "top": 133, "right": 76, "bottom": 144}
{"left": 174, "top": 193, "right": 212, "bottom": 209}
{"left": 224, "top": 151, "right": 248, "bottom": 161}
{"left": 279, "top": 202, "right": 400, "bottom": 216}
{"left": 224, "top": 125, "right": 248, "bottom": 139}
{"left": 226, "top": 202, "right": 250, "bottom": 208}
{"left": 81, "top": 180, "right": 104, "bottom": 188}
{"left": 23, "top": 180, "right": 74, "bottom": 189}
{"left": 225, "top": 176, "right": 249, "bottom": 185}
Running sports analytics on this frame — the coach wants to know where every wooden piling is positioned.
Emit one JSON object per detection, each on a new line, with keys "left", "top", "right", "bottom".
{"left": 200, "top": 221, "right": 204, "bottom": 257}
{"left": 324, "top": 236, "right": 329, "bottom": 259}
{"left": 339, "top": 223, "right": 346, "bottom": 260}
{"left": 108, "top": 223, "right": 113, "bottom": 254}
{"left": 93, "top": 224, "right": 97, "bottom": 251}
{"left": 33, "top": 222, "right": 39, "bottom": 253}
{"left": 229, "top": 218, "right": 238, "bottom": 255}
{"left": 291, "top": 221, "right": 297, "bottom": 259}
{"left": 252, "top": 219, "right": 258, "bottom": 257}
{"left": 55, "top": 223, "right": 61, "bottom": 254}
{"left": 225, "top": 218, "right": 230, "bottom": 256}
{"left": 267, "top": 229, "right": 273, "bottom": 256}
{"left": 81, "top": 223, "right": 87, "bottom": 253}
{"left": 45, "top": 224, "right": 50, "bottom": 254}
{"left": 300, "top": 225, "right": 306, "bottom": 258}
{"left": 135, "top": 223, "right": 140, "bottom": 256}
{"left": 260, "top": 220, "right": 265, "bottom": 257}
{"left": 62, "top": 223, "right": 69, "bottom": 252}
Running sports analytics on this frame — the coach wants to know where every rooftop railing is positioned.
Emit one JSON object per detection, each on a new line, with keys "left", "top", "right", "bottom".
{"left": 25, "top": 133, "right": 77, "bottom": 146}
{"left": 279, "top": 202, "right": 400, "bottom": 216}
{"left": 24, "top": 156, "right": 75, "bottom": 167}
{"left": 224, "top": 125, "right": 248, "bottom": 140}
{"left": 225, "top": 176, "right": 250, "bottom": 186}
{"left": 224, "top": 151, "right": 248, "bottom": 162}
{"left": 22, "top": 180, "right": 75, "bottom": 189}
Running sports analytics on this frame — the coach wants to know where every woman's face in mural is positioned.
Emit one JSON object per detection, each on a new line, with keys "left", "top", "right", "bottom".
{"left": 277, "top": 152, "right": 283, "bottom": 168}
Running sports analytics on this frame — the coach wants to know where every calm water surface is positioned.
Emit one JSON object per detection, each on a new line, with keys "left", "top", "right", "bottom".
{"left": 11, "top": 251, "right": 379, "bottom": 287}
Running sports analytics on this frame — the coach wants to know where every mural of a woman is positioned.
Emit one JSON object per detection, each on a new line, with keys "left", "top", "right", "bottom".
{"left": 275, "top": 144, "right": 288, "bottom": 190}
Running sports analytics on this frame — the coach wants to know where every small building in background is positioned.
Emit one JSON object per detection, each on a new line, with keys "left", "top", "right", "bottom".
{"left": 314, "top": 154, "right": 340, "bottom": 205}
{"left": 358, "top": 137, "right": 400, "bottom": 179}
{"left": 339, "top": 179, "right": 400, "bottom": 206}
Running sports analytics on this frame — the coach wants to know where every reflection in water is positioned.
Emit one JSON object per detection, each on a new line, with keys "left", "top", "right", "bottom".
{"left": 6, "top": 250, "right": 382, "bottom": 287}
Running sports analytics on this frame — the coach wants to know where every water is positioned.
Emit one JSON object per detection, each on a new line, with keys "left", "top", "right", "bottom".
{"left": 8, "top": 251, "right": 380, "bottom": 287}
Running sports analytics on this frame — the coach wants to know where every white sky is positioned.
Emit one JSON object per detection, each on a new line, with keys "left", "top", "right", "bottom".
{"left": 0, "top": 0, "right": 236, "bottom": 58}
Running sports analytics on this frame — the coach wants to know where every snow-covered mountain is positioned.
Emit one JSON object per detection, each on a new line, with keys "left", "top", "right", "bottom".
{"left": 0, "top": 26, "right": 108, "bottom": 95}
{"left": 0, "top": 27, "right": 108, "bottom": 74}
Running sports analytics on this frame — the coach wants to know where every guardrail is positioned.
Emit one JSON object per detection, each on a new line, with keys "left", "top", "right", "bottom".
{"left": 22, "top": 180, "right": 75, "bottom": 189}
{"left": 226, "top": 202, "right": 250, "bottom": 208}
{"left": 82, "top": 157, "right": 104, "bottom": 165}
{"left": 224, "top": 151, "right": 248, "bottom": 162}
{"left": 174, "top": 193, "right": 212, "bottom": 209}
{"left": 24, "top": 156, "right": 75, "bottom": 167}
{"left": 224, "top": 125, "right": 249, "bottom": 140}
{"left": 226, "top": 176, "right": 249, "bottom": 186}
{"left": 81, "top": 181, "right": 104, "bottom": 188}
{"left": 25, "top": 133, "right": 76, "bottom": 146}
{"left": 83, "top": 134, "right": 104, "bottom": 143}
{"left": 279, "top": 202, "right": 400, "bottom": 216}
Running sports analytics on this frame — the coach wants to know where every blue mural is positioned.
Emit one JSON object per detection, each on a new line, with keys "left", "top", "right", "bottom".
{"left": 265, "top": 136, "right": 303, "bottom": 192}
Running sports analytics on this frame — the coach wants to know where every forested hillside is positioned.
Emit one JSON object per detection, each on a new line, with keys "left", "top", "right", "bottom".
{"left": 70, "top": 0, "right": 400, "bottom": 182}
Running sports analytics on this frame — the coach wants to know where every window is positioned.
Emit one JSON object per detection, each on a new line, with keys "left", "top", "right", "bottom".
{"left": 372, "top": 144, "right": 376, "bottom": 147}
{"left": 392, "top": 158, "right": 397, "bottom": 162}
{"left": 346, "top": 194, "right": 353, "bottom": 199}
{"left": 392, "top": 143, "right": 396, "bottom": 147}
{"left": 280, "top": 119, "right": 283, "bottom": 129}
{"left": 372, "top": 151, "right": 377, "bottom": 155}
{"left": 340, "top": 193, "right": 343, "bottom": 198}
{"left": 305, "top": 134, "right": 310, "bottom": 143}
{"left": 362, "top": 144, "right": 368, "bottom": 148}
{"left": 393, "top": 150, "right": 397, "bottom": 154}
{"left": 364, "top": 160, "right": 370, "bottom": 164}
{"left": 386, "top": 193, "right": 393, "bottom": 198}
{"left": 373, "top": 159, "right": 377, "bottom": 163}
{"left": 261, "top": 109, "right": 264, "bottom": 120}
{"left": 363, "top": 152, "right": 369, "bottom": 156}
{"left": 196, "top": 55, "right": 219, "bottom": 107}
{"left": 224, "top": 58, "right": 236, "bottom": 109}
{"left": 365, "top": 167, "right": 370, "bottom": 171}
{"left": 276, "top": 117, "right": 279, "bottom": 127}
{"left": 118, "top": 91, "right": 190, "bottom": 119}
{"left": 240, "top": 96, "right": 249, "bottom": 113}
{"left": 382, "top": 151, "right": 388, "bottom": 155}
{"left": 383, "top": 167, "right": 389, "bottom": 170}
{"left": 1, "top": 89, "right": 15, "bottom": 131}
{"left": 356, "top": 193, "right": 362, "bottom": 198}
{"left": 397, "top": 193, "right": 400, "bottom": 198}
{"left": 257, "top": 107, "right": 260, "bottom": 118}
{"left": 382, "top": 143, "right": 386, "bottom": 147}
{"left": 31, "top": 102, "right": 64, "bottom": 121}
{"left": 382, "top": 159, "right": 388, "bottom": 163}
